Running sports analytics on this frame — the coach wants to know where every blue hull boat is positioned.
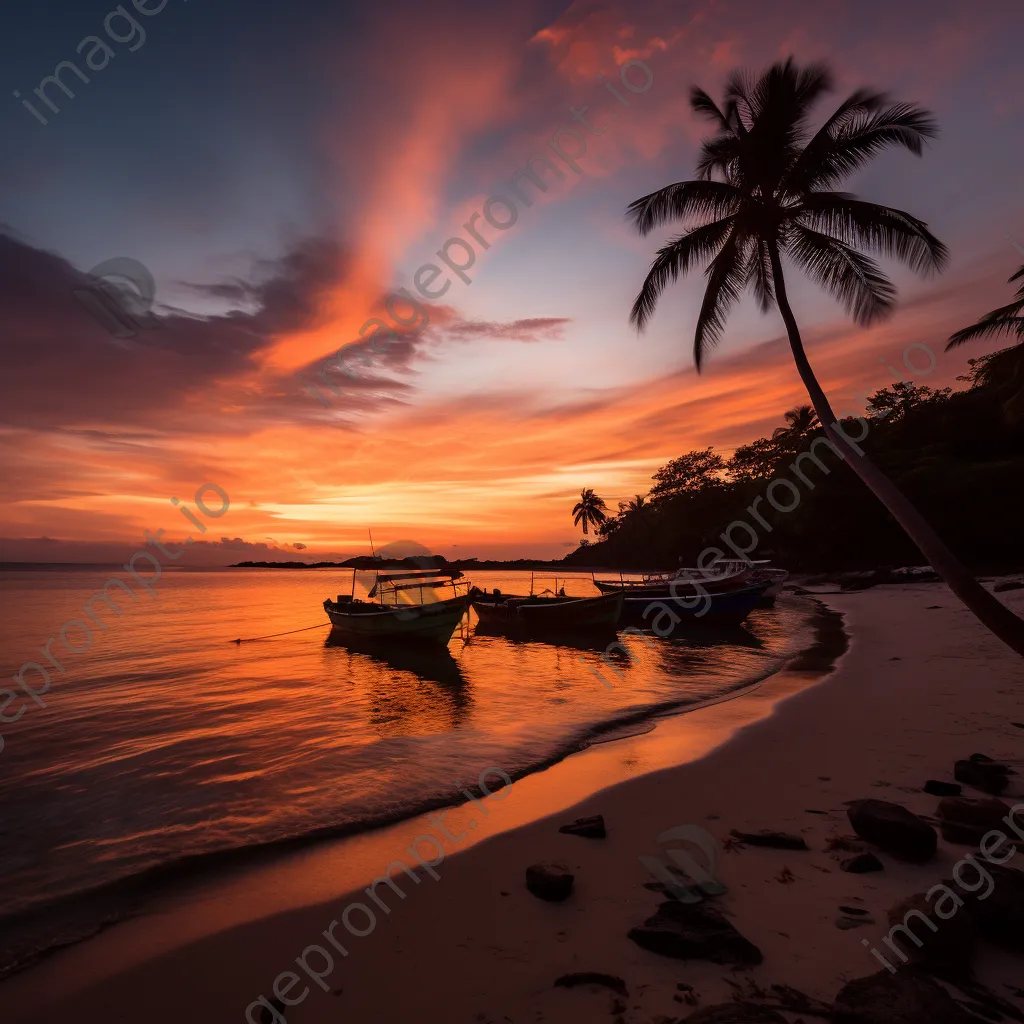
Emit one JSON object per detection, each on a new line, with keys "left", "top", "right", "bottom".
{"left": 619, "top": 581, "right": 770, "bottom": 628}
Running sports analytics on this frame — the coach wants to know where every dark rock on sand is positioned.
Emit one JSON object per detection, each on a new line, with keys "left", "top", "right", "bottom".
{"left": 553, "top": 972, "right": 627, "bottom": 995}
{"left": 833, "top": 968, "right": 975, "bottom": 1024}
{"left": 885, "top": 892, "right": 976, "bottom": 970}
{"left": 954, "top": 758, "right": 1011, "bottom": 795}
{"left": 841, "top": 852, "right": 884, "bottom": 873}
{"left": 935, "top": 795, "right": 1012, "bottom": 844}
{"left": 923, "top": 780, "right": 961, "bottom": 797}
{"left": 558, "top": 814, "right": 606, "bottom": 839}
{"left": 627, "top": 900, "right": 762, "bottom": 965}
{"left": 994, "top": 580, "right": 1024, "bottom": 592}
{"left": 839, "top": 568, "right": 892, "bottom": 591}
{"left": 847, "top": 799, "right": 937, "bottom": 863}
{"left": 730, "top": 829, "right": 809, "bottom": 850}
{"left": 683, "top": 1004, "right": 787, "bottom": 1023}
{"left": 965, "top": 862, "right": 1024, "bottom": 950}
{"left": 526, "top": 863, "right": 574, "bottom": 901}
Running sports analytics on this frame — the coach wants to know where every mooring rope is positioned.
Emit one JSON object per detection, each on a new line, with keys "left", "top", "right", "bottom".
{"left": 230, "top": 622, "right": 329, "bottom": 644}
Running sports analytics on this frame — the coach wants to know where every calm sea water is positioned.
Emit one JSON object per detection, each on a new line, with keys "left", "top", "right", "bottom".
{"left": 0, "top": 566, "right": 806, "bottom": 964}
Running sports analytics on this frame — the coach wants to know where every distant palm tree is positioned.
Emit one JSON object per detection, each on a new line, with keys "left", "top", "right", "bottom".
{"left": 572, "top": 488, "right": 608, "bottom": 535}
{"left": 627, "top": 57, "right": 1024, "bottom": 656}
{"left": 948, "top": 264, "right": 1024, "bottom": 423}
{"left": 619, "top": 494, "right": 649, "bottom": 515}
{"left": 772, "top": 404, "right": 820, "bottom": 440}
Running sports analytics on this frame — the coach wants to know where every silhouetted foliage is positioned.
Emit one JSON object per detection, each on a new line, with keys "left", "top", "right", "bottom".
{"left": 566, "top": 355, "right": 1024, "bottom": 572}
{"left": 651, "top": 448, "right": 727, "bottom": 498}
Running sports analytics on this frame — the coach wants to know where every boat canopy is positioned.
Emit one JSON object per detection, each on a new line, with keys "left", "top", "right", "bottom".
{"left": 384, "top": 579, "right": 457, "bottom": 593}
{"left": 374, "top": 569, "right": 464, "bottom": 583}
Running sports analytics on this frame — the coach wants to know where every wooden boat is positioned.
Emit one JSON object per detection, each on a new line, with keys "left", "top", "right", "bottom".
{"left": 594, "top": 558, "right": 787, "bottom": 607}
{"left": 619, "top": 581, "right": 772, "bottom": 628}
{"left": 708, "top": 559, "right": 789, "bottom": 607}
{"left": 470, "top": 588, "right": 623, "bottom": 633}
{"left": 593, "top": 567, "right": 750, "bottom": 599}
{"left": 324, "top": 569, "right": 470, "bottom": 645}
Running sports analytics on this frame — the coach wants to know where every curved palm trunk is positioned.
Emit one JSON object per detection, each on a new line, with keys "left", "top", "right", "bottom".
{"left": 768, "top": 245, "right": 1024, "bottom": 658}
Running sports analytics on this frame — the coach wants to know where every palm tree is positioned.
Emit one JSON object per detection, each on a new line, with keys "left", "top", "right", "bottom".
{"left": 572, "top": 488, "right": 608, "bottom": 535}
{"left": 772, "top": 404, "right": 820, "bottom": 440}
{"left": 627, "top": 58, "right": 1024, "bottom": 656}
{"left": 619, "top": 494, "right": 649, "bottom": 515}
{"left": 947, "top": 263, "right": 1024, "bottom": 423}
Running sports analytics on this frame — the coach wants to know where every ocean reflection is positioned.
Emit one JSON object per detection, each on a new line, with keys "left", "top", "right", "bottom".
{"left": 323, "top": 632, "right": 471, "bottom": 735}
{"left": 468, "top": 622, "right": 624, "bottom": 654}
{"left": 0, "top": 567, "right": 803, "bottom": 942}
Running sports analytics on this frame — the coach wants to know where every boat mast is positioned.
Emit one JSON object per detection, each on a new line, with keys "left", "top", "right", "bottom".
{"left": 368, "top": 528, "right": 380, "bottom": 604}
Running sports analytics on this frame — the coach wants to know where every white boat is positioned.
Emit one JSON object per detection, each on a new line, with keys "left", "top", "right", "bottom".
{"left": 323, "top": 568, "right": 470, "bottom": 645}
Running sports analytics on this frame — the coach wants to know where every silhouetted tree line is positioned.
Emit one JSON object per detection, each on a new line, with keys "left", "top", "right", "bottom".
{"left": 565, "top": 349, "right": 1024, "bottom": 573}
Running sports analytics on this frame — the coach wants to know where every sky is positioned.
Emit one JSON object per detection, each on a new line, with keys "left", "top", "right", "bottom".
{"left": 1, "top": 0, "right": 1022, "bottom": 563}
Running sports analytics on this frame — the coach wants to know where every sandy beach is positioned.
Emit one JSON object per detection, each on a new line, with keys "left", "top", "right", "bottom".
{"left": 4, "top": 582, "right": 1023, "bottom": 1024}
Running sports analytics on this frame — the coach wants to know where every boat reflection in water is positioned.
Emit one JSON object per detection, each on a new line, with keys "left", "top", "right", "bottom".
{"left": 323, "top": 632, "right": 471, "bottom": 735}
{"left": 470, "top": 621, "right": 630, "bottom": 656}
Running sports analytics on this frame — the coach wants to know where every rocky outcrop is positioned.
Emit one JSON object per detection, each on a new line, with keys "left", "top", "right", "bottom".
{"left": 923, "top": 780, "right": 961, "bottom": 797}
{"left": 525, "top": 863, "right": 574, "bottom": 901}
{"left": 832, "top": 969, "right": 974, "bottom": 1023}
{"left": 840, "top": 853, "right": 884, "bottom": 873}
{"left": 553, "top": 972, "right": 627, "bottom": 995}
{"left": 954, "top": 755, "right": 1013, "bottom": 795}
{"left": 627, "top": 900, "right": 762, "bottom": 965}
{"left": 846, "top": 799, "right": 936, "bottom": 863}
{"left": 965, "top": 862, "right": 1024, "bottom": 950}
{"left": 885, "top": 892, "right": 976, "bottom": 970}
{"left": 558, "top": 814, "right": 606, "bottom": 838}
{"left": 935, "top": 795, "right": 1012, "bottom": 844}
{"left": 729, "top": 829, "right": 808, "bottom": 850}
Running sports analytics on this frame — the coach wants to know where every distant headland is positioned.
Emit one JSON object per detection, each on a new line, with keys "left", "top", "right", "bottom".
{"left": 229, "top": 555, "right": 578, "bottom": 571}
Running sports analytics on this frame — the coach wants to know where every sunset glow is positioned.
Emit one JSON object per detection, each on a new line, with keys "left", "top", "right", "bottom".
{"left": 2, "top": 0, "right": 1022, "bottom": 564}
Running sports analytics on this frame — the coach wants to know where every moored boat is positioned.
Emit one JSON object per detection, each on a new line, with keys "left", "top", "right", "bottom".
{"left": 594, "top": 558, "right": 788, "bottom": 607}
{"left": 709, "top": 558, "right": 789, "bottom": 606}
{"left": 470, "top": 588, "right": 623, "bottom": 634}
{"left": 324, "top": 568, "right": 470, "bottom": 645}
{"left": 619, "top": 581, "right": 772, "bottom": 627}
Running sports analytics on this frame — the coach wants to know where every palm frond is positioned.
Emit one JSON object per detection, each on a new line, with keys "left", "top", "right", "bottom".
{"left": 630, "top": 218, "right": 736, "bottom": 331}
{"left": 745, "top": 238, "right": 775, "bottom": 312}
{"left": 790, "top": 103, "right": 939, "bottom": 190}
{"left": 695, "top": 135, "right": 741, "bottom": 181}
{"left": 947, "top": 310, "right": 1024, "bottom": 348}
{"left": 792, "top": 193, "right": 948, "bottom": 274}
{"left": 689, "top": 86, "right": 731, "bottom": 128}
{"left": 626, "top": 179, "right": 741, "bottom": 236}
{"left": 693, "top": 230, "right": 749, "bottom": 369}
{"left": 787, "top": 226, "right": 897, "bottom": 324}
